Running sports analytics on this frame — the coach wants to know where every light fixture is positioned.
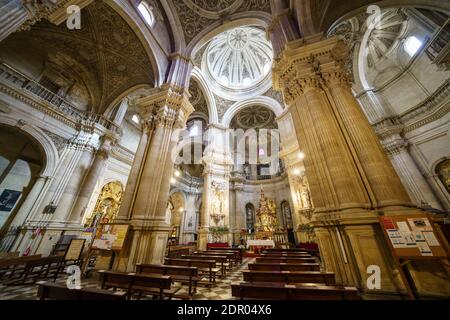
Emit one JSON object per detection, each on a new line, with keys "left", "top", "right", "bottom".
{"left": 404, "top": 36, "right": 422, "bottom": 57}
{"left": 174, "top": 170, "right": 181, "bottom": 177}
{"left": 170, "top": 177, "right": 176, "bottom": 184}
{"left": 298, "top": 152, "right": 305, "bottom": 160}
{"left": 293, "top": 168, "right": 301, "bottom": 176}
{"left": 179, "top": 207, "right": 184, "bottom": 212}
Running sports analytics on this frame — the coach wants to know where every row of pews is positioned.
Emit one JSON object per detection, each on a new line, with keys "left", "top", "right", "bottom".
{"left": 232, "top": 248, "right": 360, "bottom": 300}
{"left": 0, "top": 254, "right": 81, "bottom": 285}
{"left": 37, "top": 247, "right": 244, "bottom": 300}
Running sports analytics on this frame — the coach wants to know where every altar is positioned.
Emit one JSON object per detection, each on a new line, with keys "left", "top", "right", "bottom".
{"left": 246, "top": 239, "right": 275, "bottom": 249}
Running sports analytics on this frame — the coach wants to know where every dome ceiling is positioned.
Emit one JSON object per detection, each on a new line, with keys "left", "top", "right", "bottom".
{"left": 231, "top": 105, "right": 277, "bottom": 130}
{"left": 206, "top": 27, "right": 273, "bottom": 89}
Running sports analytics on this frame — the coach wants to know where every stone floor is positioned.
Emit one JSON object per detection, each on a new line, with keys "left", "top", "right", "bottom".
{"left": 0, "top": 258, "right": 253, "bottom": 300}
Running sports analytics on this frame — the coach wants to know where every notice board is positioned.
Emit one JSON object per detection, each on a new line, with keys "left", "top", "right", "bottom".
{"left": 379, "top": 214, "right": 447, "bottom": 260}
{"left": 91, "top": 224, "right": 129, "bottom": 251}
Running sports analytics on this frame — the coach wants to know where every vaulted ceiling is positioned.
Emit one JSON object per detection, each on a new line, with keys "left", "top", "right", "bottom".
{"left": 0, "top": 1, "right": 154, "bottom": 114}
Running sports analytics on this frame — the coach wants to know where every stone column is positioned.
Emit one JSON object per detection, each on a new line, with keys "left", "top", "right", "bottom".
{"left": 197, "top": 126, "right": 233, "bottom": 250}
{"left": 68, "top": 135, "right": 116, "bottom": 224}
{"left": 115, "top": 84, "right": 194, "bottom": 271}
{"left": 273, "top": 34, "right": 450, "bottom": 297}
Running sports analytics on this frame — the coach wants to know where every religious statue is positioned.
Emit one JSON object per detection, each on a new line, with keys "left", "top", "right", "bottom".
{"left": 210, "top": 182, "right": 225, "bottom": 225}
{"left": 85, "top": 181, "right": 123, "bottom": 228}
{"left": 255, "top": 186, "right": 280, "bottom": 238}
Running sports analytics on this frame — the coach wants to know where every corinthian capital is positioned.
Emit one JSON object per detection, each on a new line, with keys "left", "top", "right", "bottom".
{"left": 273, "top": 35, "right": 353, "bottom": 104}
{"left": 136, "top": 83, "right": 194, "bottom": 130}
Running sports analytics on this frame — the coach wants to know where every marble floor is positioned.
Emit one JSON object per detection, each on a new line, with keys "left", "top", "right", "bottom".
{"left": 0, "top": 258, "right": 253, "bottom": 300}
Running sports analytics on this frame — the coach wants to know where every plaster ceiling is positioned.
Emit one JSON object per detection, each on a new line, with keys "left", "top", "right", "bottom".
{"left": 1, "top": 1, "right": 154, "bottom": 114}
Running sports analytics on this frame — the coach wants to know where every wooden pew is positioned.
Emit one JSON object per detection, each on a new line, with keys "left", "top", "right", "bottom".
{"left": 98, "top": 270, "right": 175, "bottom": 300}
{"left": 136, "top": 263, "right": 199, "bottom": 296}
{"left": 248, "top": 263, "right": 320, "bottom": 272}
{"left": 165, "top": 258, "right": 219, "bottom": 284}
{"left": 232, "top": 282, "right": 360, "bottom": 300}
{"left": 255, "top": 257, "right": 317, "bottom": 264}
{"left": 208, "top": 247, "right": 243, "bottom": 263}
{"left": 37, "top": 281, "right": 127, "bottom": 300}
{"left": 193, "top": 251, "right": 236, "bottom": 268}
{"left": 181, "top": 254, "right": 228, "bottom": 276}
{"left": 2, "top": 255, "right": 64, "bottom": 285}
{"left": 0, "top": 255, "right": 42, "bottom": 281}
{"left": 243, "top": 270, "right": 336, "bottom": 285}
{"left": 260, "top": 253, "right": 312, "bottom": 258}
{"left": 264, "top": 248, "right": 309, "bottom": 253}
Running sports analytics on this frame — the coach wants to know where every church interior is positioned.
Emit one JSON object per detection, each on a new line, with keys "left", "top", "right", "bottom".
{"left": 0, "top": 0, "right": 449, "bottom": 301}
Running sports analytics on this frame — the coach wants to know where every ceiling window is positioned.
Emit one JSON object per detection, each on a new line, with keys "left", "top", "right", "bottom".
{"left": 131, "top": 114, "right": 140, "bottom": 124}
{"left": 404, "top": 36, "right": 422, "bottom": 57}
{"left": 189, "top": 125, "right": 199, "bottom": 137}
{"left": 138, "top": 1, "right": 155, "bottom": 27}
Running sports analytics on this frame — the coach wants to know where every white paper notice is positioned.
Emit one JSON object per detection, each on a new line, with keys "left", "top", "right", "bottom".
{"left": 423, "top": 231, "right": 440, "bottom": 246}
{"left": 397, "top": 221, "right": 411, "bottom": 233}
{"left": 408, "top": 218, "right": 432, "bottom": 232}
{"left": 416, "top": 241, "right": 433, "bottom": 256}
{"left": 387, "top": 229, "right": 407, "bottom": 248}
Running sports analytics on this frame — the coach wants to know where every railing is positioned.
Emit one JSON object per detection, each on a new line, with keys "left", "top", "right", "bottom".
{"left": 0, "top": 62, "right": 120, "bottom": 134}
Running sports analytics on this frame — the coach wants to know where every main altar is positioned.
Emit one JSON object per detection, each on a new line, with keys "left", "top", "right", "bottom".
{"left": 245, "top": 187, "right": 288, "bottom": 250}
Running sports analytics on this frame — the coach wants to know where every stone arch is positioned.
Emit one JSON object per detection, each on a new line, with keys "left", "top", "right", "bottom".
{"left": 221, "top": 96, "right": 284, "bottom": 128}
{"left": 0, "top": 114, "right": 59, "bottom": 178}
{"left": 191, "top": 67, "right": 219, "bottom": 124}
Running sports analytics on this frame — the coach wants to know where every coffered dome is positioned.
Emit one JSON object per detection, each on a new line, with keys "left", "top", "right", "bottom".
{"left": 206, "top": 26, "right": 273, "bottom": 89}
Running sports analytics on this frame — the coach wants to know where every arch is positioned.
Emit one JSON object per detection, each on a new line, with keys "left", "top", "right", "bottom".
{"left": 105, "top": 0, "right": 166, "bottom": 86}
{"left": 102, "top": 83, "right": 154, "bottom": 120}
{"left": 0, "top": 114, "right": 59, "bottom": 178}
{"left": 187, "top": 12, "right": 272, "bottom": 57}
{"left": 433, "top": 157, "right": 450, "bottom": 194}
{"left": 221, "top": 96, "right": 284, "bottom": 128}
{"left": 191, "top": 67, "right": 219, "bottom": 124}
{"left": 327, "top": 0, "right": 450, "bottom": 35}
{"left": 245, "top": 202, "right": 256, "bottom": 231}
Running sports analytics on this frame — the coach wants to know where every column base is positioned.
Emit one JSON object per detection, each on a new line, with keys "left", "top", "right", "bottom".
{"left": 115, "top": 221, "right": 171, "bottom": 272}
{"left": 313, "top": 208, "right": 450, "bottom": 297}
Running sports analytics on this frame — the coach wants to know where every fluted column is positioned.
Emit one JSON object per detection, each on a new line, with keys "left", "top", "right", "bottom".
{"left": 273, "top": 34, "right": 450, "bottom": 297}
{"left": 68, "top": 135, "right": 115, "bottom": 224}
{"left": 115, "top": 84, "right": 194, "bottom": 271}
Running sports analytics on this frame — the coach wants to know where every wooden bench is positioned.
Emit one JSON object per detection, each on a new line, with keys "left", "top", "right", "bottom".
{"left": 37, "top": 281, "right": 127, "bottom": 300}
{"left": 2, "top": 255, "right": 64, "bottom": 285}
{"left": 260, "top": 253, "right": 313, "bottom": 258}
{"left": 0, "top": 255, "right": 42, "bottom": 281}
{"left": 255, "top": 257, "right": 317, "bottom": 264}
{"left": 181, "top": 254, "right": 228, "bottom": 276}
{"left": 207, "top": 247, "right": 243, "bottom": 263}
{"left": 264, "top": 248, "right": 309, "bottom": 253}
{"left": 98, "top": 270, "right": 175, "bottom": 300}
{"left": 193, "top": 251, "right": 236, "bottom": 268}
{"left": 242, "top": 270, "right": 336, "bottom": 285}
{"left": 136, "top": 263, "right": 199, "bottom": 296}
{"left": 248, "top": 263, "right": 321, "bottom": 272}
{"left": 165, "top": 258, "right": 219, "bottom": 284}
{"left": 232, "top": 282, "right": 360, "bottom": 300}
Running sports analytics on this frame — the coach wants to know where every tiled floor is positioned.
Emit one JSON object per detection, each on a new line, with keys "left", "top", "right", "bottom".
{"left": 0, "top": 258, "right": 253, "bottom": 300}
